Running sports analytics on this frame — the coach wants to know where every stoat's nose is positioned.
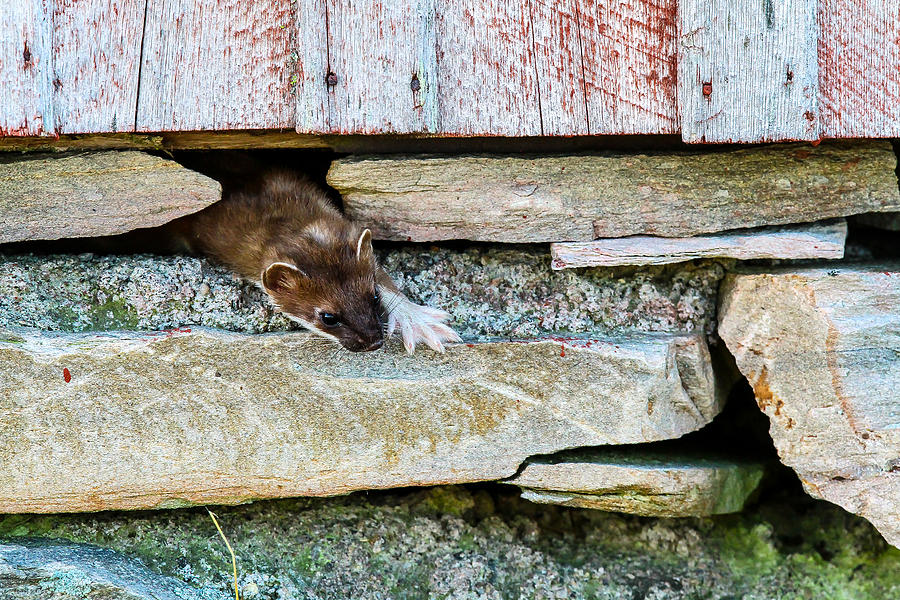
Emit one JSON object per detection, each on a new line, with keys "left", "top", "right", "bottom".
{"left": 363, "top": 339, "right": 384, "bottom": 352}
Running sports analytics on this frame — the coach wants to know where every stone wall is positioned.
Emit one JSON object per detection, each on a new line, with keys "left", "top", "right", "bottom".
{"left": 1, "top": 141, "right": 899, "bottom": 597}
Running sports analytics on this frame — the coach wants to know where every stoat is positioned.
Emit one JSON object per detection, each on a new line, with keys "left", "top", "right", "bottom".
{"left": 171, "top": 170, "right": 460, "bottom": 353}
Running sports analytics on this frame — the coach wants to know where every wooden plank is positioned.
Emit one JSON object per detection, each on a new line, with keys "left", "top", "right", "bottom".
{"left": 330, "top": 142, "right": 899, "bottom": 243}
{"left": 136, "top": 0, "right": 295, "bottom": 132}
{"left": 550, "top": 220, "right": 846, "bottom": 269}
{"left": 578, "top": 0, "right": 678, "bottom": 134}
{"left": 293, "top": 0, "right": 330, "bottom": 132}
{"left": 52, "top": 0, "right": 144, "bottom": 134}
{"left": 319, "top": 0, "right": 436, "bottom": 134}
{"left": 678, "top": 0, "right": 819, "bottom": 142}
{"left": 431, "top": 1, "right": 544, "bottom": 135}
{"left": 0, "top": 2, "right": 54, "bottom": 136}
{"left": 0, "top": 133, "right": 162, "bottom": 153}
{"left": 818, "top": 0, "right": 900, "bottom": 138}
{"left": 295, "top": 1, "right": 680, "bottom": 136}
{"left": 529, "top": 0, "right": 588, "bottom": 135}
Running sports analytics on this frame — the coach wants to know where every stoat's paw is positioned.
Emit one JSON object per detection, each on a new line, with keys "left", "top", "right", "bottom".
{"left": 385, "top": 296, "right": 461, "bottom": 354}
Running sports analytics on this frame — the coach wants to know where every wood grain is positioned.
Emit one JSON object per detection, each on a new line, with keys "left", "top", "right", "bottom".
{"left": 330, "top": 142, "right": 899, "bottom": 243}
{"left": 52, "top": 0, "right": 144, "bottom": 134}
{"left": 292, "top": 0, "right": 680, "bottom": 136}
{"left": 679, "top": 0, "right": 819, "bottom": 142}
{"left": 550, "top": 220, "right": 846, "bottom": 269}
{"left": 818, "top": 0, "right": 900, "bottom": 138}
{"left": 0, "top": 2, "right": 55, "bottom": 136}
{"left": 578, "top": 0, "right": 678, "bottom": 134}
{"left": 136, "top": 0, "right": 295, "bottom": 132}
{"left": 437, "top": 0, "right": 543, "bottom": 135}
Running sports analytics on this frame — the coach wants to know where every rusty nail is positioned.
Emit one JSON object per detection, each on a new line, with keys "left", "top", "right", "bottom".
{"left": 410, "top": 74, "right": 421, "bottom": 92}
{"left": 325, "top": 71, "right": 338, "bottom": 87}
{"left": 701, "top": 81, "right": 712, "bottom": 97}
{"left": 22, "top": 44, "right": 31, "bottom": 65}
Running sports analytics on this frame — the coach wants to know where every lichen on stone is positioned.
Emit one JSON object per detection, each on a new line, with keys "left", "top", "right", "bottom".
{"left": 0, "top": 247, "right": 724, "bottom": 339}
{"left": 0, "top": 486, "right": 897, "bottom": 599}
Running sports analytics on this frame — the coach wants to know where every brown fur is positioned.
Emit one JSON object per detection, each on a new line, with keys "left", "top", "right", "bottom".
{"left": 172, "top": 170, "right": 385, "bottom": 352}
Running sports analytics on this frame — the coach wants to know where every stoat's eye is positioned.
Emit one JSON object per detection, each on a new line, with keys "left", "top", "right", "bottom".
{"left": 320, "top": 312, "right": 340, "bottom": 327}
{"left": 373, "top": 290, "right": 380, "bottom": 305}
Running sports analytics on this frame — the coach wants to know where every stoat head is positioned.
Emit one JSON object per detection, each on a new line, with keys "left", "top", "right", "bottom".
{"left": 261, "top": 227, "right": 385, "bottom": 352}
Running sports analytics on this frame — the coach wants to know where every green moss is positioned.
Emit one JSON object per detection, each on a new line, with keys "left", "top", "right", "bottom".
{"left": 415, "top": 486, "right": 476, "bottom": 517}
{"left": 0, "top": 489, "right": 898, "bottom": 599}
{"left": 86, "top": 298, "right": 140, "bottom": 330}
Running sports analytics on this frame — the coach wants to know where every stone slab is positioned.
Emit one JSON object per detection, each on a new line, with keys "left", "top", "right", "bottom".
{"left": 0, "top": 328, "right": 721, "bottom": 513}
{"left": 718, "top": 264, "right": 900, "bottom": 548}
{"left": 0, "top": 541, "right": 207, "bottom": 600}
{"left": 0, "top": 250, "right": 724, "bottom": 338}
{"left": 329, "top": 142, "right": 899, "bottom": 243}
{"left": 550, "top": 220, "right": 846, "bottom": 269}
{"left": 0, "top": 151, "right": 221, "bottom": 243}
{"left": 506, "top": 449, "right": 764, "bottom": 517}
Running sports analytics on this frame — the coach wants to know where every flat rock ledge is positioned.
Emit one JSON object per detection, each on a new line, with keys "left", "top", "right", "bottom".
{"left": 718, "top": 264, "right": 900, "bottom": 548}
{"left": 0, "top": 249, "right": 724, "bottom": 338}
{"left": 550, "top": 219, "right": 846, "bottom": 269}
{"left": 0, "top": 151, "right": 221, "bottom": 243}
{"left": 0, "top": 328, "right": 720, "bottom": 513}
{"left": 505, "top": 449, "right": 765, "bottom": 517}
{"left": 330, "top": 142, "right": 899, "bottom": 243}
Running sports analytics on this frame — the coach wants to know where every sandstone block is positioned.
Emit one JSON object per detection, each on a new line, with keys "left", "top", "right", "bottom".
{"left": 0, "top": 151, "right": 221, "bottom": 243}
{"left": 0, "top": 328, "right": 721, "bottom": 513}
{"left": 718, "top": 264, "right": 900, "bottom": 548}
{"left": 329, "top": 142, "right": 899, "bottom": 243}
{"left": 550, "top": 220, "right": 846, "bottom": 269}
{"left": 506, "top": 449, "right": 764, "bottom": 517}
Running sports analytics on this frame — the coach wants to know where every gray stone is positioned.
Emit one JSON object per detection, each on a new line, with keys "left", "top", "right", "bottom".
{"left": 329, "top": 142, "right": 900, "bottom": 242}
{"left": 0, "top": 249, "right": 724, "bottom": 338}
{"left": 718, "top": 264, "right": 900, "bottom": 548}
{"left": 550, "top": 219, "right": 846, "bottom": 269}
{"left": 0, "top": 486, "right": 897, "bottom": 599}
{"left": 0, "top": 327, "right": 720, "bottom": 513}
{"left": 506, "top": 449, "right": 765, "bottom": 517}
{"left": 0, "top": 151, "right": 221, "bottom": 243}
{"left": 0, "top": 540, "right": 214, "bottom": 600}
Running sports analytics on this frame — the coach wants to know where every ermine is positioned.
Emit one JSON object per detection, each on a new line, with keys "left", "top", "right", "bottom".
{"left": 171, "top": 170, "right": 460, "bottom": 353}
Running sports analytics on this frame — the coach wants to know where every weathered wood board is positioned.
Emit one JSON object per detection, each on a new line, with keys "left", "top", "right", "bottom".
{"left": 330, "top": 142, "right": 899, "bottom": 243}
{"left": 294, "top": 0, "right": 677, "bottom": 136}
{"left": 1, "top": 0, "right": 899, "bottom": 138}
{"left": 135, "top": 0, "right": 295, "bottom": 132}
{"left": 550, "top": 220, "right": 846, "bottom": 269}
{"left": 818, "top": 0, "right": 900, "bottom": 138}
{"left": 0, "top": 1, "right": 143, "bottom": 136}
{"left": 678, "top": 0, "right": 819, "bottom": 142}
{"left": 0, "top": 2, "right": 55, "bottom": 136}
{"left": 52, "top": 0, "right": 144, "bottom": 133}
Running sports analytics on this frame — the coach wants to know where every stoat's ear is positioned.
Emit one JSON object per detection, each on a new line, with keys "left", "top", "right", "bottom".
{"left": 262, "top": 262, "right": 307, "bottom": 294}
{"left": 356, "top": 228, "right": 374, "bottom": 262}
